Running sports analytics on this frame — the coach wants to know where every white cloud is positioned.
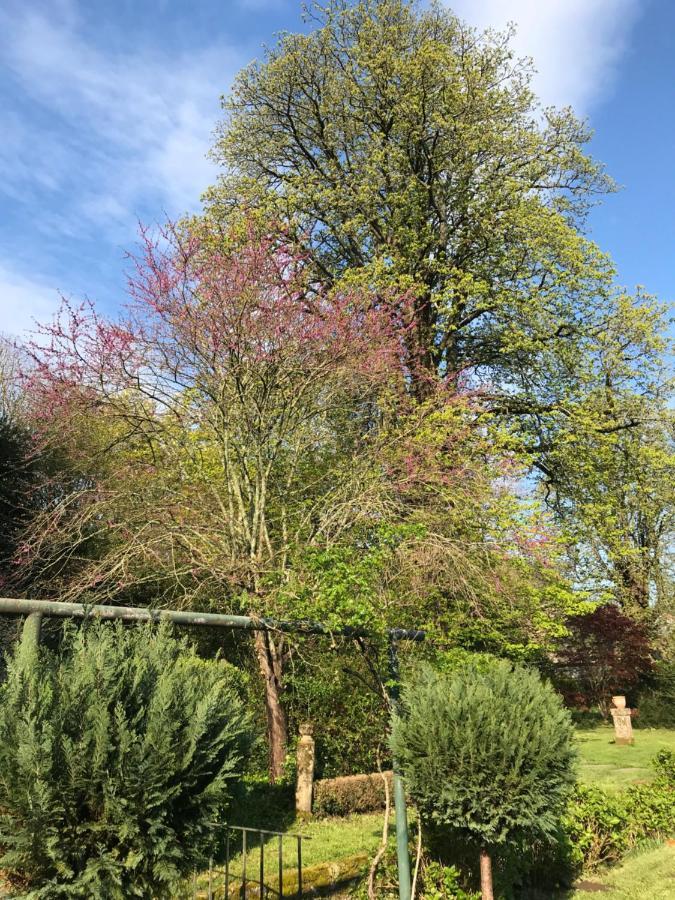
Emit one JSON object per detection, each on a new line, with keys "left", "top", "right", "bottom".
{"left": 0, "top": 263, "right": 62, "bottom": 340}
{"left": 0, "top": 4, "right": 243, "bottom": 239}
{"left": 449, "top": 0, "right": 642, "bottom": 112}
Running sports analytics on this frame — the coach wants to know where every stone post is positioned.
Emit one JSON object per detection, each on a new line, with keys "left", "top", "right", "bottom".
{"left": 610, "top": 695, "right": 634, "bottom": 745}
{"left": 295, "top": 723, "right": 315, "bottom": 818}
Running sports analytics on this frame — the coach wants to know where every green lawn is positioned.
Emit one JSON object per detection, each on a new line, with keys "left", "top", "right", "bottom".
{"left": 244, "top": 812, "right": 387, "bottom": 871}
{"left": 576, "top": 726, "right": 675, "bottom": 791}
{"left": 191, "top": 726, "right": 675, "bottom": 896}
{"left": 571, "top": 843, "right": 675, "bottom": 899}
{"left": 190, "top": 814, "right": 390, "bottom": 897}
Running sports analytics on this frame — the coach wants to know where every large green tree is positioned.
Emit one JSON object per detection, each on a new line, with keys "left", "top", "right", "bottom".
{"left": 391, "top": 660, "right": 576, "bottom": 899}
{"left": 540, "top": 395, "right": 674, "bottom": 611}
{"left": 207, "top": 0, "right": 672, "bottom": 605}
{"left": 21, "top": 220, "right": 575, "bottom": 778}
{"left": 209, "top": 1, "right": 649, "bottom": 386}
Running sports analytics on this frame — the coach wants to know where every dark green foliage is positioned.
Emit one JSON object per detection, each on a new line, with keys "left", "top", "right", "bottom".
{"left": 284, "top": 644, "right": 390, "bottom": 778}
{"left": 352, "top": 842, "right": 480, "bottom": 900}
{"left": 391, "top": 660, "right": 576, "bottom": 850}
{"left": 653, "top": 748, "right": 675, "bottom": 785}
{"left": 561, "top": 785, "right": 631, "bottom": 870}
{"left": 418, "top": 861, "right": 480, "bottom": 900}
{"left": 227, "top": 775, "right": 295, "bottom": 832}
{"left": 0, "top": 415, "right": 35, "bottom": 577}
{"left": 405, "top": 752, "right": 674, "bottom": 898}
{"left": 636, "top": 660, "right": 675, "bottom": 727}
{"left": 562, "top": 760, "right": 674, "bottom": 872}
{"left": 0, "top": 621, "right": 251, "bottom": 898}
{"left": 497, "top": 751, "right": 675, "bottom": 890}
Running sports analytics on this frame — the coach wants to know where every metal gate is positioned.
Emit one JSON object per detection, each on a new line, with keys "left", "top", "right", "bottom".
{"left": 191, "top": 824, "right": 309, "bottom": 899}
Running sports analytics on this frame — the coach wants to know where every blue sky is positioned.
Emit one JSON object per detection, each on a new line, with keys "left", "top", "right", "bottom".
{"left": 0, "top": 0, "right": 673, "bottom": 337}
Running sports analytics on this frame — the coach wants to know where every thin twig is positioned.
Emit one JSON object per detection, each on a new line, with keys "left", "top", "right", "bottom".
{"left": 367, "top": 749, "right": 391, "bottom": 900}
{"left": 410, "top": 810, "right": 423, "bottom": 899}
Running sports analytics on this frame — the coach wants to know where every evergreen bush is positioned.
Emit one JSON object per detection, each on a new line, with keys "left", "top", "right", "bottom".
{"left": 391, "top": 659, "right": 576, "bottom": 899}
{"left": 0, "top": 621, "right": 250, "bottom": 898}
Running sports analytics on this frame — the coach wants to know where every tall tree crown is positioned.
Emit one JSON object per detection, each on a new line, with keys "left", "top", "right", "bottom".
{"left": 208, "top": 0, "right": 622, "bottom": 388}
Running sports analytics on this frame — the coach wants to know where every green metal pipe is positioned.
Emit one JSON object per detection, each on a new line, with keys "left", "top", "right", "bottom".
{"left": 388, "top": 635, "right": 412, "bottom": 900}
{"left": 22, "top": 612, "right": 43, "bottom": 647}
{"left": 392, "top": 772, "right": 411, "bottom": 900}
{"left": 1, "top": 597, "right": 259, "bottom": 630}
{"left": 0, "top": 598, "right": 425, "bottom": 642}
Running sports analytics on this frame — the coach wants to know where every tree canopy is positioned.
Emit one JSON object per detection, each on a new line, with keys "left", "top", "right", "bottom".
{"left": 207, "top": 0, "right": 673, "bottom": 608}
{"left": 209, "top": 1, "right": 658, "bottom": 395}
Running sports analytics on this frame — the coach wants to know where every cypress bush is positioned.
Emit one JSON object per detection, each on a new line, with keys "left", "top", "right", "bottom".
{"left": 391, "top": 659, "right": 576, "bottom": 900}
{"left": 0, "top": 621, "right": 251, "bottom": 898}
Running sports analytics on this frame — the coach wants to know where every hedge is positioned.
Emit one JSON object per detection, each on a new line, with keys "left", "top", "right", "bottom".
{"left": 637, "top": 660, "right": 675, "bottom": 727}
{"left": 0, "top": 621, "right": 250, "bottom": 898}
{"left": 313, "top": 771, "right": 393, "bottom": 816}
{"left": 563, "top": 748, "right": 675, "bottom": 871}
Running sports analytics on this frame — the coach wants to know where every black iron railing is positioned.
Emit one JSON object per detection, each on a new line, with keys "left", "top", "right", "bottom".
{"left": 192, "top": 824, "right": 309, "bottom": 899}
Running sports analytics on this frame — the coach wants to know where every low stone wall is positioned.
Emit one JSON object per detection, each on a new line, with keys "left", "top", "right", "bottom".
{"left": 312, "top": 771, "right": 393, "bottom": 817}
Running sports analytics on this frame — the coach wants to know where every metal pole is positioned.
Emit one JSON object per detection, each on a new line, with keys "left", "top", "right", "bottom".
{"left": 242, "top": 829, "right": 247, "bottom": 900}
{"left": 0, "top": 598, "right": 425, "bottom": 643}
{"left": 388, "top": 635, "right": 411, "bottom": 900}
{"left": 22, "top": 612, "right": 43, "bottom": 647}
{"left": 225, "top": 829, "right": 230, "bottom": 899}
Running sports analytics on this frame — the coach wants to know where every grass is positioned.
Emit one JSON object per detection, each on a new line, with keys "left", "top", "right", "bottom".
{"left": 576, "top": 726, "right": 675, "bottom": 791}
{"left": 190, "top": 814, "right": 390, "bottom": 897}
{"left": 571, "top": 843, "right": 675, "bottom": 899}
{"left": 190, "top": 726, "right": 675, "bottom": 896}
{"left": 251, "top": 812, "right": 388, "bottom": 871}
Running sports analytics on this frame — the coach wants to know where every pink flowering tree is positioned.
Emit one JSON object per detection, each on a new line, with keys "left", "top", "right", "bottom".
{"left": 23, "top": 219, "right": 410, "bottom": 778}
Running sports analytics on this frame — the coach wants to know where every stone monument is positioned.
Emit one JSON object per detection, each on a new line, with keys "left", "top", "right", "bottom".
{"left": 610, "top": 695, "right": 634, "bottom": 745}
{"left": 295, "top": 722, "right": 315, "bottom": 817}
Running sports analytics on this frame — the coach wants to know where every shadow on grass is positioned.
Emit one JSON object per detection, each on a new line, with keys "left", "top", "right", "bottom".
{"left": 228, "top": 778, "right": 297, "bottom": 833}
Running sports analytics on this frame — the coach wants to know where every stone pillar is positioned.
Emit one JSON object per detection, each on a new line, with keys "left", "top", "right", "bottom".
{"left": 610, "top": 695, "right": 634, "bottom": 745}
{"left": 295, "top": 723, "right": 315, "bottom": 818}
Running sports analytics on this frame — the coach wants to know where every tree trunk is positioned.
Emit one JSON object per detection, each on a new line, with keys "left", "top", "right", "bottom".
{"left": 406, "top": 288, "right": 440, "bottom": 400}
{"left": 613, "top": 550, "right": 650, "bottom": 611}
{"left": 254, "top": 630, "right": 288, "bottom": 781}
{"left": 479, "top": 848, "right": 494, "bottom": 900}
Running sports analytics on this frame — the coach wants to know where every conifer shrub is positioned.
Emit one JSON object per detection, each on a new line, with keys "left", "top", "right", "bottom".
{"left": 0, "top": 621, "right": 251, "bottom": 898}
{"left": 391, "top": 659, "right": 576, "bottom": 899}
